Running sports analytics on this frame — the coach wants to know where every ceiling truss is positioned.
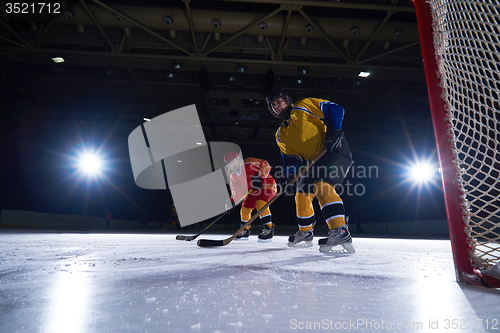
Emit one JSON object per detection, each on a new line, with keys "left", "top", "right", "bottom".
{"left": 0, "top": 0, "right": 431, "bottom": 156}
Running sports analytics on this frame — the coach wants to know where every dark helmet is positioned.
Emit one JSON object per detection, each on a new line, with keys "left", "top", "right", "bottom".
{"left": 266, "top": 89, "right": 293, "bottom": 120}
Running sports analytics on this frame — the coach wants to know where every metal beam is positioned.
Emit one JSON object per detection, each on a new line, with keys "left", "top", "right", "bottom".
{"left": 183, "top": 0, "right": 199, "bottom": 57}
{"left": 79, "top": 0, "right": 117, "bottom": 53}
{"left": 200, "top": 33, "right": 212, "bottom": 53}
{"left": 216, "top": 0, "right": 415, "bottom": 13}
{"left": 276, "top": 37, "right": 290, "bottom": 62}
{"left": 0, "top": 47, "right": 425, "bottom": 76}
{"left": 264, "top": 36, "right": 276, "bottom": 60}
{"left": 206, "top": 90, "right": 265, "bottom": 100}
{"left": 204, "top": 5, "right": 286, "bottom": 56}
{"left": 35, "top": 19, "right": 55, "bottom": 47}
{"left": 0, "top": 18, "right": 32, "bottom": 49}
{"left": 90, "top": 0, "right": 193, "bottom": 56}
{"left": 276, "top": 7, "right": 292, "bottom": 61}
{"left": 358, "top": 40, "right": 421, "bottom": 65}
{"left": 296, "top": 7, "right": 350, "bottom": 63}
{"left": 0, "top": 35, "right": 27, "bottom": 48}
{"left": 354, "top": 11, "right": 395, "bottom": 64}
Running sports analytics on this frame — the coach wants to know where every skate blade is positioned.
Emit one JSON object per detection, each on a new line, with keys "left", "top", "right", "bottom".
{"left": 235, "top": 238, "right": 249, "bottom": 241}
{"left": 258, "top": 238, "right": 272, "bottom": 243}
{"left": 319, "top": 242, "right": 355, "bottom": 255}
{"left": 287, "top": 240, "right": 313, "bottom": 248}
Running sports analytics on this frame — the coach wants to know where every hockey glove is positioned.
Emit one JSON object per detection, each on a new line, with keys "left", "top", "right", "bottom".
{"left": 278, "top": 175, "right": 296, "bottom": 196}
{"left": 324, "top": 130, "right": 344, "bottom": 152}
{"left": 250, "top": 176, "right": 263, "bottom": 191}
{"left": 279, "top": 153, "right": 304, "bottom": 196}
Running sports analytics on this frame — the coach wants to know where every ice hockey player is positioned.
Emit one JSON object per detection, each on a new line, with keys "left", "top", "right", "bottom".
{"left": 224, "top": 151, "right": 277, "bottom": 242}
{"left": 265, "top": 89, "right": 354, "bottom": 253}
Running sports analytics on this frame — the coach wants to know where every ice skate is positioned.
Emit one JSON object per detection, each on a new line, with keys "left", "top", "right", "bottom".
{"left": 287, "top": 229, "right": 314, "bottom": 248}
{"left": 235, "top": 224, "right": 251, "bottom": 240}
{"left": 258, "top": 223, "right": 274, "bottom": 243}
{"left": 318, "top": 225, "right": 355, "bottom": 255}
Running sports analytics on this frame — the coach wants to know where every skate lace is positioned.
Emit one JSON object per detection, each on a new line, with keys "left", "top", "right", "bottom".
{"left": 328, "top": 226, "right": 346, "bottom": 237}
{"left": 260, "top": 224, "right": 274, "bottom": 236}
{"left": 295, "top": 230, "right": 310, "bottom": 238}
{"left": 237, "top": 226, "right": 249, "bottom": 237}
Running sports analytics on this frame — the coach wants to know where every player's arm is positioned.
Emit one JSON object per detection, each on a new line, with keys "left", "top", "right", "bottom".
{"left": 311, "top": 98, "right": 345, "bottom": 131}
{"left": 258, "top": 159, "right": 271, "bottom": 178}
{"left": 310, "top": 98, "right": 346, "bottom": 152}
{"left": 281, "top": 154, "right": 304, "bottom": 178}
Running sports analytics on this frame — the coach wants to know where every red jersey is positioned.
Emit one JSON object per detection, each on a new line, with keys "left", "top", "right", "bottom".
{"left": 229, "top": 157, "right": 276, "bottom": 203}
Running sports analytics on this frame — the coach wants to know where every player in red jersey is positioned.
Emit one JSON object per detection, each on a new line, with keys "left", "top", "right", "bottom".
{"left": 224, "top": 151, "right": 277, "bottom": 242}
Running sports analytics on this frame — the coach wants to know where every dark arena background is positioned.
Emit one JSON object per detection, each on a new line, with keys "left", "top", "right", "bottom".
{"left": 0, "top": 0, "right": 445, "bottom": 228}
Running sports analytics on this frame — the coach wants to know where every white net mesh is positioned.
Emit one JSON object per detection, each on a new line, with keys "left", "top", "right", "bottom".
{"left": 429, "top": 0, "right": 500, "bottom": 270}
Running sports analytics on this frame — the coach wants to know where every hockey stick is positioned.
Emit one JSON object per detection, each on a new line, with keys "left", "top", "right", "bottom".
{"left": 176, "top": 188, "right": 254, "bottom": 241}
{"left": 197, "top": 148, "right": 327, "bottom": 247}
{"left": 176, "top": 209, "right": 231, "bottom": 241}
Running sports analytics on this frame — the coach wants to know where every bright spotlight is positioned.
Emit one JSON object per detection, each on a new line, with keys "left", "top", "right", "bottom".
{"left": 409, "top": 162, "right": 435, "bottom": 183}
{"left": 77, "top": 152, "right": 103, "bottom": 176}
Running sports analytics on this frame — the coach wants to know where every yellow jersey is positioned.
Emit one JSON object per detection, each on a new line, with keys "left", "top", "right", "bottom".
{"left": 275, "top": 97, "right": 345, "bottom": 162}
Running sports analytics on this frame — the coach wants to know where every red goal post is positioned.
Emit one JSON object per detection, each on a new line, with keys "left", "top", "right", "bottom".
{"left": 413, "top": 0, "right": 500, "bottom": 287}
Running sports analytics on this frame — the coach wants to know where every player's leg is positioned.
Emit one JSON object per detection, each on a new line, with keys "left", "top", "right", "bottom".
{"left": 255, "top": 189, "right": 276, "bottom": 242}
{"left": 236, "top": 194, "right": 258, "bottom": 240}
{"left": 287, "top": 192, "right": 316, "bottom": 247}
{"left": 315, "top": 181, "right": 354, "bottom": 253}
{"left": 256, "top": 199, "right": 274, "bottom": 242}
{"left": 236, "top": 206, "right": 252, "bottom": 240}
{"left": 315, "top": 181, "right": 346, "bottom": 230}
{"left": 308, "top": 145, "right": 354, "bottom": 253}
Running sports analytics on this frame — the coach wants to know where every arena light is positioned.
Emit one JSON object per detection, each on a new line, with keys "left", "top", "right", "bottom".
{"left": 408, "top": 161, "right": 435, "bottom": 183}
{"left": 51, "top": 56, "right": 65, "bottom": 64}
{"left": 77, "top": 152, "right": 103, "bottom": 176}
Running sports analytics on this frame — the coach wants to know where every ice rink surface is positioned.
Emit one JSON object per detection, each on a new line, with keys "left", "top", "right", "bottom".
{"left": 1, "top": 230, "right": 499, "bottom": 333}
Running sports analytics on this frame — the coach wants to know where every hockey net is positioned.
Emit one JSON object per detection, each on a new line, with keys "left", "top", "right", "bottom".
{"left": 413, "top": 0, "right": 500, "bottom": 287}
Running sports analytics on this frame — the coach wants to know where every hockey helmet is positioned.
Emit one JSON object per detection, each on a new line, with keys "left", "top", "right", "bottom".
{"left": 224, "top": 150, "right": 239, "bottom": 164}
{"left": 224, "top": 150, "right": 242, "bottom": 172}
{"left": 266, "top": 89, "right": 293, "bottom": 120}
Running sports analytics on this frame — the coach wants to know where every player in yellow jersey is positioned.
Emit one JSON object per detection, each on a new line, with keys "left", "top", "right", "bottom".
{"left": 266, "top": 89, "right": 355, "bottom": 254}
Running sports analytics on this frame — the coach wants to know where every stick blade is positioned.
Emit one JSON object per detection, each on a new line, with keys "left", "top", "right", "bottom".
{"left": 176, "top": 235, "right": 194, "bottom": 241}
{"left": 197, "top": 239, "right": 225, "bottom": 247}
